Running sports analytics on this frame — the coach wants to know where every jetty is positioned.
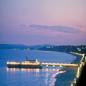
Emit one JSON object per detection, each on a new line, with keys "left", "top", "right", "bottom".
{"left": 41, "top": 62, "right": 78, "bottom": 67}
{"left": 7, "top": 59, "right": 42, "bottom": 69}
{"left": 7, "top": 61, "right": 78, "bottom": 68}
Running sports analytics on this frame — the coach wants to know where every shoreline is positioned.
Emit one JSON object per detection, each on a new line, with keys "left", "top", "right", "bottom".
{"left": 55, "top": 52, "right": 81, "bottom": 86}
{"left": 69, "top": 52, "right": 82, "bottom": 64}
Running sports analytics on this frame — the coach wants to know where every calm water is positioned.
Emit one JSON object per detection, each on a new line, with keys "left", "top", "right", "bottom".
{"left": 0, "top": 49, "right": 77, "bottom": 86}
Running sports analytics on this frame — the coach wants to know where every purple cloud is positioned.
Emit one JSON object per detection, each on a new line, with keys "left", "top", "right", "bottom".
{"left": 30, "top": 24, "right": 80, "bottom": 33}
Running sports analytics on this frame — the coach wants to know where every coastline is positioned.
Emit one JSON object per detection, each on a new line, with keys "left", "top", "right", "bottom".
{"left": 55, "top": 52, "right": 81, "bottom": 86}
{"left": 69, "top": 52, "right": 82, "bottom": 64}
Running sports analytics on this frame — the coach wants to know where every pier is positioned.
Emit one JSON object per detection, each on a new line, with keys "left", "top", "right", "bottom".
{"left": 7, "top": 61, "right": 78, "bottom": 68}
{"left": 41, "top": 62, "right": 78, "bottom": 67}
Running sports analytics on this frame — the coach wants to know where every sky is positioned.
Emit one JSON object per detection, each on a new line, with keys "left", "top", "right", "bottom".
{"left": 0, "top": 0, "right": 86, "bottom": 45}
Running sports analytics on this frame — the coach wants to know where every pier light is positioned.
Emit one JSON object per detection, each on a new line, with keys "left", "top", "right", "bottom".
{"left": 7, "top": 61, "right": 20, "bottom": 65}
{"left": 7, "top": 61, "right": 10, "bottom": 64}
{"left": 53, "top": 65, "right": 55, "bottom": 67}
{"left": 36, "top": 59, "right": 38, "bottom": 63}
{"left": 46, "top": 65, "right": 48, "bottom": 67}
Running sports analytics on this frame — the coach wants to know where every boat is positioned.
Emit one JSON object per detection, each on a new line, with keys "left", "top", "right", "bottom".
{"left": 7, "top": 59, "right": 42, "bottom": 69}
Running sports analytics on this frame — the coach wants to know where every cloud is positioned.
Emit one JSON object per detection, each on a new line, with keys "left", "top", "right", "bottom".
{"left": 29, "top": 24, "right": 80, "bottom": 33}
{"left": 19, "top": 24, "right": 27, "bottom": 28}
{"left": 75, "top": 24, "right": 86, "bottom": 29}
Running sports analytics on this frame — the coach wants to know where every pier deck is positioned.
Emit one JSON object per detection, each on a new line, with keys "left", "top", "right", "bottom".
{"left": 41, "top": 62, "right": 78, "bottom": 67}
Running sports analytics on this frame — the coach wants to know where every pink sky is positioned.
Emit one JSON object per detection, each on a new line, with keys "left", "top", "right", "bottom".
{"left": 0, "top": 0, "right": 86, "bottom": 45}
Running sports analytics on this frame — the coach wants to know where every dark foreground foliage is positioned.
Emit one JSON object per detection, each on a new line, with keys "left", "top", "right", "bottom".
{"left": 75, "top": 63, "right": 86, "bottom": 86}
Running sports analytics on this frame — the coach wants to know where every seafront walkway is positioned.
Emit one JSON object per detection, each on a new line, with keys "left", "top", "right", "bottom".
{"left": 70, "top": 53, "right": 86, "bottom": 86}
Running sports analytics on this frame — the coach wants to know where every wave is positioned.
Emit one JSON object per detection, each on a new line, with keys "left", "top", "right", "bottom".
{"left": 49, "top": 70, "right": 66, "bottom": 86}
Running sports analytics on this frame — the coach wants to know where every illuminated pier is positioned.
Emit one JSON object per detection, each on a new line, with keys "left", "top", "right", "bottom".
{"left": 41, "top": 62, "right": 78, "bottom": 67}
{"left": 7, "top": 61, "right": 78, "bottom": 68}
{"left": 7, "top": 59, "right": 42, "bottom": 68}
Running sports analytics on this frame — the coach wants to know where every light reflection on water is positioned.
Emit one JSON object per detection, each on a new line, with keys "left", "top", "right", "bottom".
{"left": 6, "top": 67, "right": 61, "bottom": 72}
{"left": 6, "top": 68, "right": 65, "bottom": 86}
{"left": 6, "top": 68, "right": 40, "bottom": 72}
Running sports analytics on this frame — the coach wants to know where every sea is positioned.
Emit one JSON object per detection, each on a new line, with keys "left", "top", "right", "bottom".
{"left": 0, "top": 49, "right": 77, "bottom": 86}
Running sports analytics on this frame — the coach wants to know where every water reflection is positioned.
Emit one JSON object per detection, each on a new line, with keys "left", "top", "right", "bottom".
{"left": 6, "top": 67, "right": 20, "bottom": 72}
{"left": 45, "top": 70, "right": 49, "bottom": 86}
{"left": 6, "top": 67, "right": 60, "bottom": 72}
{"left": 6, "top": 67, "right": 40, "bottom": 72}
{"left": 6, "top": 67, "right": 65, "bottom": 86}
